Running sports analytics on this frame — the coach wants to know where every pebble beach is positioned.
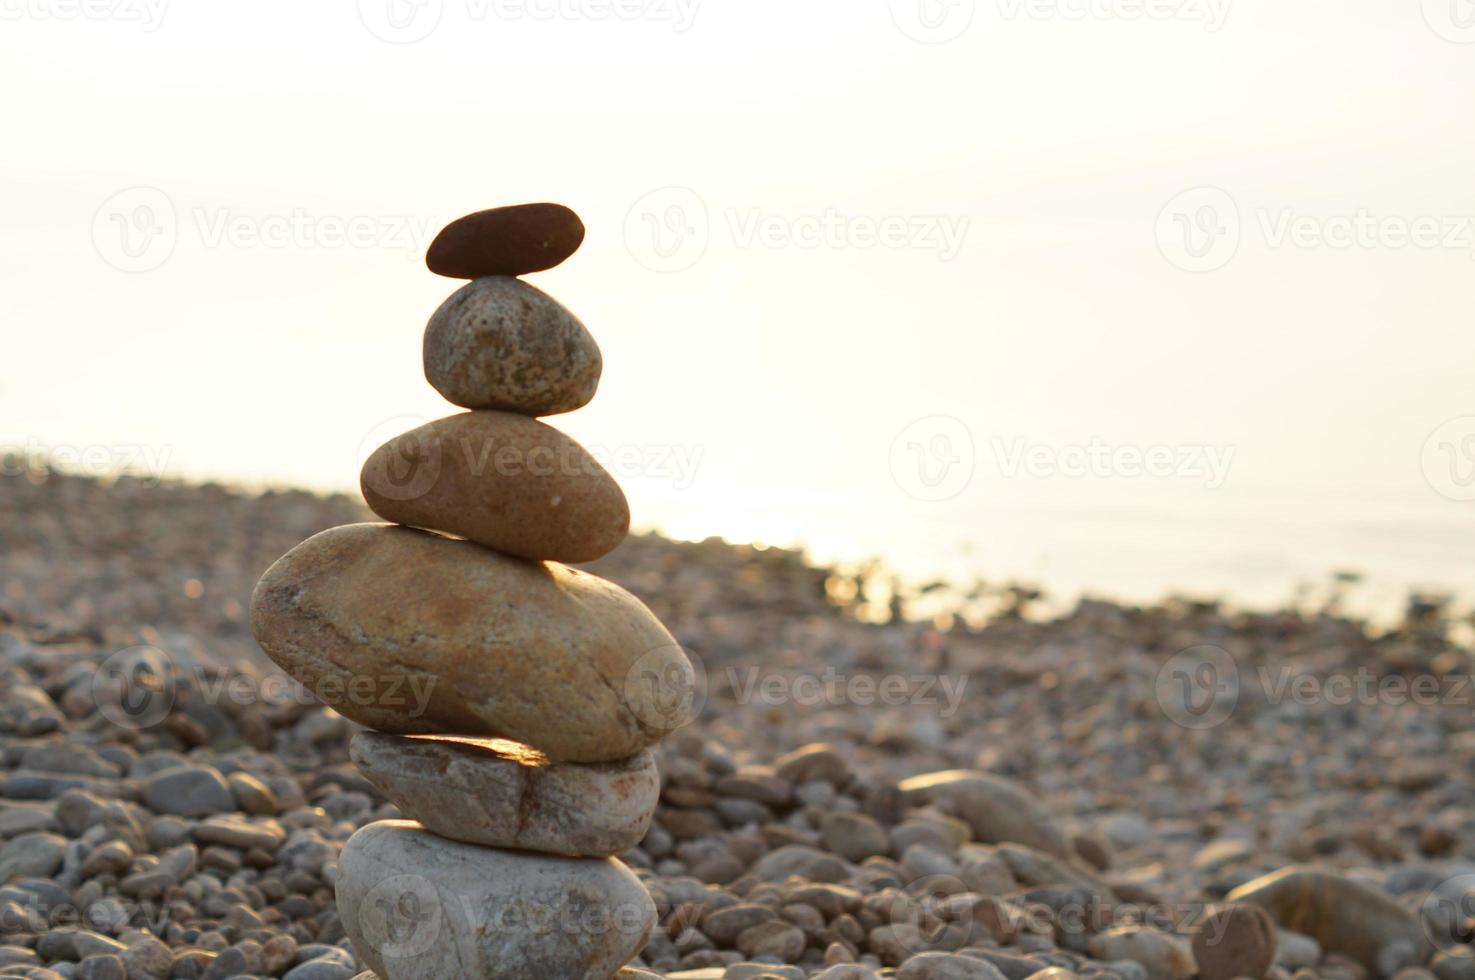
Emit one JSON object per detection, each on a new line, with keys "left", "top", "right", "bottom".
{"left": 2, "top": 463, "right": 1474, "bottom": 980}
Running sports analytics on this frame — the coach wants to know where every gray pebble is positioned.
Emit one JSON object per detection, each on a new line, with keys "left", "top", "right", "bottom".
{"left": 0, "top": 832, "right": 66, "bottom": 883}
{"left": 75, "top": 954, "right": 127, "bottom": 980}
{"left": 283, "top": 958, "right": 357, "bottom": 980}
{"left": 141, "top": 767, "right": 233, "bottom": 818}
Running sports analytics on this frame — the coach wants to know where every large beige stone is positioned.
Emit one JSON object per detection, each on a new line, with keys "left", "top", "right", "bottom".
{"left": 337, "top": 820, "right": 654, "bottom": 980}
{"left": 250, "top": 524, "right": 695, "bottom": 763}
{"left": 423, "top": 276, "right": 601, "bottom": 416}
{"left": 350, "top": 733, "right": 658, "bottom": 857}
{"left": 361, "top": 411, "right": 629, "bottom": 564}
{"left": 1227, "top": 866, "right": 1434, "bottom": 972}
{"left": 897, "top": 770, "right": 1072, "bottom": 860}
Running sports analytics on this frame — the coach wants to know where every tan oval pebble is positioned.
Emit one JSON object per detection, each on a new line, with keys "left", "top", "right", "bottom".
{"left": 897, "top": 769, "right": 1072, "bottom": 859}
{"left": 1227, "top": 865, "right": 1433, "bottom": 972}
{"left": 350, "top": 733, "right": 659, "bottom": 857}
{"left": 338, "top": 820, "right": 654, "bottom": 980}
{"left": 249, "top": 523, "right": 694, "bottom": 763}
{"left": 424, "top": 276, "right": 601, "bottom": 416}
{"left": 360, "top": 411, "right": 629, "bottom": 563}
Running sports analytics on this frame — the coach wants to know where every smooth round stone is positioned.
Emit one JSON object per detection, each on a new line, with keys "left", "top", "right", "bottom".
{"left": 1192, "top": 904, "right": 1277, "bottom": 980}
{"left": 250, "top": 523, "right": 695, "bottom": 763}
{"left": 337, "top": 820, "right": 654, "bottom": 980}
{"left": 426, "top": 203, "right": 585, "bottom": 279}
{"left": 350, "top": 733, "right": 659, "bottom": 857}
{"left": 360, "top": 411, "right": 628, "bottom": 563}
{"left": 424, "top": 277, "right": 602, "bottom": 416}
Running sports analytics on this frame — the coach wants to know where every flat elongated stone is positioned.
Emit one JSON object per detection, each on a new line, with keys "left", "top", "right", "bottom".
{"left": 250, "top": 524, "right": 695, "bottom": 763}
{"left": 426, "top": 203, "right": 585, "bottom": 279}
{"left": 424, "top": 277, "right": 602, "bottom": 416}
{"left": 337, "top": 820, "right": 654, "bottom": 980}
{"left": 360, "top": 412, "right": 628, "bottom": 563}
{"left": 350, "top": 733, "right": 658, "bottom": 857}
{"left": 897, "top": 770, "right": 1072, "bottom": 860}
{"left": 1227, "top": 865, "right": 1433, "bottom": 971}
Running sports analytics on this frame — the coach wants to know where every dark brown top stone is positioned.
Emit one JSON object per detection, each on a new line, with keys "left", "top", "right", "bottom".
{"left": 426, "top": 203, "right": 585, "bottom": 278}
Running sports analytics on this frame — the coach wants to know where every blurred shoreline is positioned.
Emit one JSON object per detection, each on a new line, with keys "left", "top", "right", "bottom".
{"left": 1, "top": 460, "right": 1466, "bottom": 645}
{"left": 6, "top": 461, "right": 1475, "bottom": 977}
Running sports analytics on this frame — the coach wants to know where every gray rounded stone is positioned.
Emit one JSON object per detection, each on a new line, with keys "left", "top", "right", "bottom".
{"left": 75, "top": 954, "right": 128, "bottom": 980}
{"left": 424, "top": 277, "right": 602, "bottom": 417}
{"left": 337, "top": 820, "right": 655, "bottom": 980}
{"left": 121, "top": 934, "right": 173, "bottom": 980}
{"left": 142, "top": 766, "right": 234, "bottom": 817}
{"left": 284, "top": 957, "right": 358, "bottom": 980}
{"left": 820, "top": 811, "right": 889, "bottom": 862}
{"left": 0, "top": 831, "right": 66, "bottom": 883}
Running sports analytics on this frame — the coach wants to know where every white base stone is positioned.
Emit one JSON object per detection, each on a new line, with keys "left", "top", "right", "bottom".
{"left": 337, "top": 820, "right": 656, "bottom": 980}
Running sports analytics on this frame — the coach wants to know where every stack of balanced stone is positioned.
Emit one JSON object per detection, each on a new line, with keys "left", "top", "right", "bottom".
{"left": 249, "top": 203, "right": 697, "bottom": 979}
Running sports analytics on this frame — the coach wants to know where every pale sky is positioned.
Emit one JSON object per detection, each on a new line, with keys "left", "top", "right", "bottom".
{"left": 4, "top": 0, "right": 1474, "bottom": 607}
